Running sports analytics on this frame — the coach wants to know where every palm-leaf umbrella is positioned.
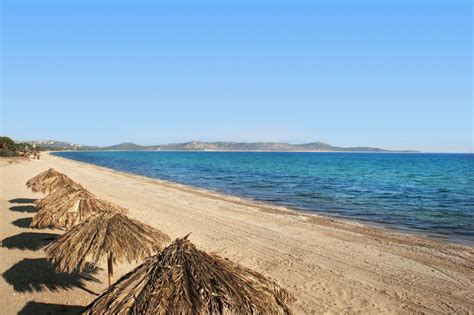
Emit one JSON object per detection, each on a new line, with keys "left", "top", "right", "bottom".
{"left": 82, "top": 235, "right": 295, "bottom": 314}
{"left": 26, "top": 168, "right": 80, "bottom": 194}
{"left": 34, "top": 183, "right": 84, "bottom": 210}
{"left": 30, "top": 188, "right": 127, "bottom": 229}
{"left": 45, "top": 212, "right": 170, "bottom": 287}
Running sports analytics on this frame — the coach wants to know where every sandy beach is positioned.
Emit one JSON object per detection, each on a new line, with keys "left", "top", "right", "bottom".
{"left": 1, "top": 153, "right": 473, "bottom": 314}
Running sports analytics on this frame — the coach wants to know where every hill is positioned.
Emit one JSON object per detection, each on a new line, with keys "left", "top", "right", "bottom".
{"left": 19, "top": 139, "right": 417, "bottom": 152}
{"left": 103, "top": 142, "right": 146, "bottom": 151}
{"left": 150, "top": 141, "right": 414, "bottom": 152}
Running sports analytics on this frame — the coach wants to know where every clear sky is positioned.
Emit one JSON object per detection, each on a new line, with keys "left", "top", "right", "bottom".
{"left": 1, "top": 0, "right": 472, "bottom": 152}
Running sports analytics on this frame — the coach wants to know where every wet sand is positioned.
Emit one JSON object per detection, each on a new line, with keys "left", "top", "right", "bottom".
{"left": 1, "top": 154, "right": 473, "bottom": 314}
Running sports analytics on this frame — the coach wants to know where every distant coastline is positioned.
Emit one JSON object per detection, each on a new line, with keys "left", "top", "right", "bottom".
{"left": 23, "top": 140, "right": 419, "bottom": 153}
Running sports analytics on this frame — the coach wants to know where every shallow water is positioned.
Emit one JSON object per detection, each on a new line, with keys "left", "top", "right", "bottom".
{"left": 54, "top": 151, "right": 474, "bottom": 245}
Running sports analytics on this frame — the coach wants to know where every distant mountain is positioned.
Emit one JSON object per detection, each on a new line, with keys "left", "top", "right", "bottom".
{"left": 112, "top": 141, "right": 416, "bottom": 152}
{"left": 103, "top": 142, "right": 146, "bottom": 151}
{"left": 149, "top": 141, "right": 415, "bottom": 152}
{"left": 21, "top": 139, "right": 417, "bottom": 152}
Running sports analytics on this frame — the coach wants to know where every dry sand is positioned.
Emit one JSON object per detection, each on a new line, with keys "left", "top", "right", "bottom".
{"left": 1, "top": 154, "right": 473, "bottom": 314}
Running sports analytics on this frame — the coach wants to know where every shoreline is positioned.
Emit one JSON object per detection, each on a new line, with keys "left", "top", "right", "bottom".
{"left": 51, "top": 152, "right": 473, "bottom": 247}
{"left": 1, "top": 154, "right": 473, "bottom": 313}
{"left": 51, "top": 149, "right": 474, "bottom": 154}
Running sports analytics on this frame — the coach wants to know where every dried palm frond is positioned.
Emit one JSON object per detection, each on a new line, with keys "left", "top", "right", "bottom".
{"left": 26, "top": 168, "right": 61, "bottom": 189}
{"left": 26, "top": 168, "right": 80, "bottom": 194}
{"left": 30, "top": 189, "right": 127, "bottom": 229}
{"left": 35, "top": 184, "right": 84, "bottom": 211}
{"left": 45, "top": 212, "right": 170, "bottom": 287}
{"left": 82, "top": 235, "right": 295, "bottom": 314}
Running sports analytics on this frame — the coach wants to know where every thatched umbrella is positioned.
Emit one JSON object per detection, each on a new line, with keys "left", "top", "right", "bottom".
{"left": 82, "top": 235, "right": 295, "bottom": 314}
{"left": 34, "top": 183, "right": 83, "bottom": 211}
{"left": 26, "top": 168, "right": 80, "bottom": 194}
{"left": 30, "top": 188, "right": 127, "bottom": 229}
{"left": 45, "top": 212, "right": 170, "bottom": 287}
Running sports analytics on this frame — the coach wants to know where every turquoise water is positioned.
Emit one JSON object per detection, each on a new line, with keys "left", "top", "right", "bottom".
{"left": 54, "top": 151, "right": 474, "bottom": 245}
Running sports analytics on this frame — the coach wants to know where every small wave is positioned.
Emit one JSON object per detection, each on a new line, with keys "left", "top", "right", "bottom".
{"left": 53, "top": 151, "right": 474, "bottom": 244}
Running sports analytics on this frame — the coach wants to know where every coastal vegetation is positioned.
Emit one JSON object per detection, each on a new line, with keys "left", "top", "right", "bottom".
{"left": 0, "top": 136, "right": 34, "bottom": 157}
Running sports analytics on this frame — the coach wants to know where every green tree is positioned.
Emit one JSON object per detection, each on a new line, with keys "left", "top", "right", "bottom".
{"left": 0, "top": 136, "right": 15, "bottom": 150}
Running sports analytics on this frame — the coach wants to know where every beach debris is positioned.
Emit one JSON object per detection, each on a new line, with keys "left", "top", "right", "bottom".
{"left": 82, "top": 235, "right": 295, "bottom": 314}
{"left": 26, "top": 168, "right": 81, "bottom": 194}
{"left": 30, "top": 188, "right": 127, "bottom": 229}
{"left": 45, "top": 211, "right": 170, "bottom": 287}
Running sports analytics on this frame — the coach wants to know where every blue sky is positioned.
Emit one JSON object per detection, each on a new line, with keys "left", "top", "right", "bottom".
{"left": 1, "top": 0, "right": 472, "bottom": 152}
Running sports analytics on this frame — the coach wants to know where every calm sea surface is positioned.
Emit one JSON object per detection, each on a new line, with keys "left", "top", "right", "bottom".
{"left": 53, "top": 151, "right": 474, "bottom": 245}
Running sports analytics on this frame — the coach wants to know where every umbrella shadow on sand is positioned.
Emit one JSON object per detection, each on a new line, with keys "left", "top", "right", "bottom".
{"left": 11, "top": 217, "right": 33, "bottom": 228}
{"left": 18, "top": 302, "right": 84, "bottom": 315}
{"left": 3, "top": 258, "right": 100, "bottom": 294}
{"left": 1, "top": 232, "right": 60, "bottom": 251}
{"left": 9, "top": 198, "right": 37, "bottom": 204}
{"left": 9, "top": 205, "right": 37, "bottom": 213}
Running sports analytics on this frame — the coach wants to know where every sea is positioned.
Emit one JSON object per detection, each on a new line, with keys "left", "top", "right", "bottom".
{"left": 53, "top": 151, "right": 474, "bottom": 245}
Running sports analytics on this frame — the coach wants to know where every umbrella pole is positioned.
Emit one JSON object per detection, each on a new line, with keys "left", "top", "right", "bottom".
{"left": 107, "top": 253, "right": 114, "bottom": 287}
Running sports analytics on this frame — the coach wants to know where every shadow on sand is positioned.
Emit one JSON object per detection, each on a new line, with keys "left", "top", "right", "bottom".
{"left": 9, "top": 198, "right": 37, "bottom": 204}
{"left": 2, "top": 258, "right": 100, "bottom": 294}
{"left": 11, "top": 217, "right": 33, "bottom": 228}
{"left": 18, "top": 302, "right": 84, "bottom": 315}
{"left": 1, "top": 232, "right": 60, "bottom": 250}
{"left": 9, "top": 205, "right": 37, "bottom": 213}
